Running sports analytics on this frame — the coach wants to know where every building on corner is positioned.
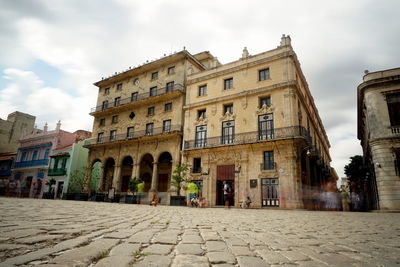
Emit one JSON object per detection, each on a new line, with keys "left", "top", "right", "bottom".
{"left": 357, "top": 67, "right": 400, "bottom": 210}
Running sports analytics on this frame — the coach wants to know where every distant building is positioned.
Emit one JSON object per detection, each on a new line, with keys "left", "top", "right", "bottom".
{"left": 0, "top": 152, "right": 16, "bottom": 195}
{"left": 11, "top": 121, "right": 90, "bottom": 198}
{"left": 0, "top": 111, "right": 36, "bottom": 153}
{"left": 46, "top": 131, "right": 92, "bottom": 199}
{"left": 357, "top": 67, "right": 400, "bottom": 210}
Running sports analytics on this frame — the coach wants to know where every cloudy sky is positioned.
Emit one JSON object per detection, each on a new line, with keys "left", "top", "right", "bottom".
{"left": 1, "top": 0, "right": 399, "bottom": 178}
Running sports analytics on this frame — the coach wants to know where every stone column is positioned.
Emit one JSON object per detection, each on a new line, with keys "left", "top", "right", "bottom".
{"left": 112, "top": 165, "right": 121, "bottom": 192}
{"left": 150, "top": 161, "right": 158, "bottom": 192}
{"left": 132, "top": 163, "right": 140, "bottom": 180}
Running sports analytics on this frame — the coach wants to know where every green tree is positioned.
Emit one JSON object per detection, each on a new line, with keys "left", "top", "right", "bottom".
{"left": 129, "top": 177, "right": 140, "bottom": 194}
{"left": 68, "top": 167, "right": 92, "bottom": 193}
{"left": 171, "top": 163, "right": 190, "bottom": 196}
{"left": 344, "top": 155, "right": 365, "bottom": 189}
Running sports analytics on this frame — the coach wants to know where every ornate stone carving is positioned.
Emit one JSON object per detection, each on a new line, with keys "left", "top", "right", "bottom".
{"left": 241, "top": 97, "right": 248, "bottom": 110}
{"left": 256, "top": 104, "right": 275, "bottom": 115}
{"left": 194, "top": 117, "right": 208, "bottom": 126}
{"left": 220, "top": 112, "right": 236, "bottom": 121}
{"left": 211, "top": 104, "right": 217, "bottom": 116}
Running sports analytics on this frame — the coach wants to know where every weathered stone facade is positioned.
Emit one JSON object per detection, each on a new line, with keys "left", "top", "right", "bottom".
{"left": 86, "top": 36, "right": 333, "bottom": 208}
{"left": 358, "top": 68, "right": 400, "bottom": 210}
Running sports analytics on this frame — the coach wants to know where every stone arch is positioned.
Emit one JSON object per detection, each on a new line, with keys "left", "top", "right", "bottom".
{"left": 102, "top": 157, "right": 115, "bottom": 192}
{"left": 157, "top": 152, "right": 173, "bottom": 192}
{"left": 139, "top": 154, "right": 153, "bottom": 192}
{"left": 90, "top": 158, "right": 103, "bottom": 192}
{"left": 120, "top": 156, "right": 133, "bottom": 192}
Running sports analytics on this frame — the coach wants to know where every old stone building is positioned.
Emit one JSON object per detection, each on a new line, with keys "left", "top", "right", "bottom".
{"left": 358, "top": 68, "right": 400, "bottom": 210}
{"left": 86, "top": 35, "right": 333, "bottom": 208}
{"left": 183, "top": 36, "right": 332, "bottom": 208}
{"left": 85, "top": 51, "right": 217, "bottom": 204}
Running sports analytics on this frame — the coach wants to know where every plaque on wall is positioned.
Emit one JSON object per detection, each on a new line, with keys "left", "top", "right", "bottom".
{"left": 250, "top": 179, "right": 257, "bottom": 188}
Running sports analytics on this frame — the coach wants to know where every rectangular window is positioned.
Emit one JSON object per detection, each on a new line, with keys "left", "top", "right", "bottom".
{"left": 259, "top": 68, "right": 270, "bottom": 81}
{"left": 32, "top": 151, "right": 38, "bottom": 161}
{"left": 102, "top": 100, "right": 108, "bottom": 110}
{"left": 151, "top": 71, "right": 158, "bottom": 80}
{"left": 114, "top": 97, "right": 121, "bottom": 106}
{"left": 61, "top": 158, "right": 67, "bottom": 169}
{"left": 110, "top": 130, "right": 116, "bottom": 141}
{"left": 116, "top": 83, "right": 123, "bottom": 90}
{"left": 150, "top": 86, "right": 157, "bottom": 96}
{"left": 258, "top": 114, "right": 274, "bottom": 140}
{"left": 127, "top": 127, "right": 134, "bottom": 138}
{"left": 148, "top": 106, "right": 155, "bottom": 116}
{"left": 195, "top": 125, "right": 207, "bottom": 148}
{"left": 131, "top": 92, "right": 138, "bottom": 102}
{"left": 221, "top": 120, "right": 235, "bottom": 144}
{"left": 166, "top": 81, "right": 174, "bottom": 92}
{"left": 198, "top": 84, "right": 207, "bottom": 96}
{"left": 165, "top": 102, "right": 172, "bottom": 111}
{"left": 263, "top": 151, "right": 274, "bottom": 170}
{"left": 44, "top": 149, "right": 50, "bottom": 159}
{"left": 112, "top": 115, "right": 118, "bottom": 124}
{"left": 97, "top": 132, "right": 104, "bottom": 143}
{"left": 163, "top": 120, "right": 171, "bottom": 133}
{"left": 259, "top": 97, "right": 271, "bottom": 108}
{"left": 193, "top": 158, "right": 201, "bottom": 173}
{"left": 224, "top": 104, "right": 233, "bottom": 114}
{"left": 21, "top": 151, "right": 27, "bottom": 161}
{"left": 198, "top": 109, "right": 206, "bottom": 119}
{"left": 224, "top": 78, "right": 233, "bottom": 90}
{"left": 104, "top": 88, "right": 110, "bottom": 95}
{"left": 146, "top": 123, "right": 154, "bottom": 135}
{"left": 99, "top": 118, "right": 105, "bottom": 126}
{"left": 387, "top": 93, "right": 400, "bottom": 126}
{"left": 168, "top": 66, "right": 175, "bottom": 74}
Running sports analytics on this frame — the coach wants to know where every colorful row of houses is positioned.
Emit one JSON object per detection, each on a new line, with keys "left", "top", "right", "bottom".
{"left": 0, "top": 112, "right": 97, "bottom": 199}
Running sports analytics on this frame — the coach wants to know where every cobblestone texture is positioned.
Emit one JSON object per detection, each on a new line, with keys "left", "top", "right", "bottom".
{"left": 0, "top": 198, "right": 399, "bottom": 266}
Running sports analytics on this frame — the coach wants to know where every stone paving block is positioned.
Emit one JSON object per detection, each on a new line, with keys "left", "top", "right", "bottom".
{"left": 171, "top": 254, "right": 209, "bottom": 267}
{"left": 175, "top": 243, "right": 203, "bottom": 255}
{"left": 206, "top": 251, "right": 235, "bottom": 264}
{"left": 109, "top": 243, "right": 140, "bottom": 256}
{"left": 15, "top": 235, "right": 63, "bottom": 244}
{"left": 132, "top": 255, "right": 171, "bottom": 267}
{"left": 94, "top": 255, "right": 133, "bottom": 267}
{"left": 127, "top": 230, "right": 156, "bottom": 243}
{"left": 49, "top": 238, "right": 119, "bottom": 266}
{"left": 153, "top": 230, "right": 180, "bottom": 244}
{"left": 230, "top": 245, "right": 255, "bottom": 256}
{"left": 181, "top": 234, "right": 203, "bottom": 244}
{"left": 2, "top": 229, "right": 45, "bottom": 239}
{"left": 104, "top": 231, "right": 133, "bottom": 239}
{"left": 280, "top": 250, "right": 310, "bottom": 261}
{"left": 224, "top": 237, "right": 247, "bottom": 246}
{"left": 142, "top": 244, "right": 173, "bottom": 255}
{"left": 256, "top": 250, "right": 292, "bottom": 265}
{"left": 205, "top": 241, "right": 228, "bottom": 252}
{"left": 237, "top": 256, "right": 270, "bottom": 267}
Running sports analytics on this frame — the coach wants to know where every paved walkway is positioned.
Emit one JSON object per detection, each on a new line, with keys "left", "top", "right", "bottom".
{"left": 0, "top": 198, "right": 399, "bottom": 267}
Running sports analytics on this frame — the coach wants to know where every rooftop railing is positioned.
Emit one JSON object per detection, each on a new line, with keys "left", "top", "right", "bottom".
{"left": 184, "top": 126, "right": 311, "bottom": 150}
{"left": 84, "top": 125, "right": 182, "bottom": 146}
{"left": 90, "top": 83, "right": 184, "bottom": 113}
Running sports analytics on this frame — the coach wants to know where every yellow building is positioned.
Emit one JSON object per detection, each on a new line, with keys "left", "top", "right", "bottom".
{"left": 86, "top": 35, "right": 333, "bottom": 208}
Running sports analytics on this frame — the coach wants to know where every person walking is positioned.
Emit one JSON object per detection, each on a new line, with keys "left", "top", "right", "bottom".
{"left": 223, "top": 181, "right": 232, "bottom": 208}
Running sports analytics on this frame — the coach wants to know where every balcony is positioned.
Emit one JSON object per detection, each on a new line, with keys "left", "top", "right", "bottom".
{"left": 84, "top": 125, "right": 182, "bottom": 147}
{"left": 391, "top": 126, "right": 400, "bottom": 135}
{"left": 48, "top": 168, "right": 67, "bottom": 176}
{"left": 190, "top": 167, "right": 202, "bottom": 174}
{"left": 184, "top": 126, "right": 311, "bottom": 150}
{"left": 0, "top": 169, "right": 12, "bottom": 176}
{"left": 14, "top": 159, "right": 49, "bottom": 168}
{"left": 260, "top": 162, "right": 277, "bottom": 171}
{"left": 90, "top": 84, "right": 184, "bottom": 114}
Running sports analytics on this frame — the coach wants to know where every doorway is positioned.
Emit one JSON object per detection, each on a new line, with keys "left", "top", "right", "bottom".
{"left": 216, "top": 165, "right": 235, "bottom": 206}
{"left": 216, "top": 180, "right": 234, "bottom": 206}
{"left": 261, "top": 178, "right": 279, "bottom": 207}
{"left": 56, "top": 181, "right": 64, "bottom": 199}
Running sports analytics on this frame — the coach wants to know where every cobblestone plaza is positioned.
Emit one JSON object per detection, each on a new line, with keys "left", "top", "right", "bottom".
{"left": 0, "top": 198, "right": 399, "bottom": 266}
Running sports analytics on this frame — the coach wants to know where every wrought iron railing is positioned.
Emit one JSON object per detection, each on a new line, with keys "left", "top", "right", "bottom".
{"left": 48, "top": 168, "right": 67, "bottom": 176}
{"left": 91, "top": 84, "right": 184, "bottom": 113}
{"left": 184, "top": 126, "right": 311, "bottom": 150}
{"left": 14, "top": 159, "right": 49, "bottom": 168}
{"left": 0, "top": 169, "right": 11, "bottom": 176}
{"left": 85, "top": 125, "right": 182, "bottom": 146}
{"left": 260, "top": 162, "right": 276, "bottom": 171}
{"left": 190, "top": 167, "right": 202, "bottom": 174}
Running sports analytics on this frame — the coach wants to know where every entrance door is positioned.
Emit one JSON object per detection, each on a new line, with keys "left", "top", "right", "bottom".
{"left": 56, "top": 181, "right": 64, "bottom": 199}
{"left": 157, "top": 174, "right": 169, "bottom": 192}
{"left": 121, "top": 176, "right": 130, "bottom": 192}
{"left": 216, "top": 165, "right": 235, "bottom": 206}
{"left": 261, "top": 178, "right": 279, "bottom": 207}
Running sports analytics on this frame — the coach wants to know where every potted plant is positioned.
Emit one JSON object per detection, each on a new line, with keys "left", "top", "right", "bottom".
{"left": 170, "top": 163, "right": 189, "bottom": 206}
{"left": 126, "top": 177, "right": 139, "bottom": 204}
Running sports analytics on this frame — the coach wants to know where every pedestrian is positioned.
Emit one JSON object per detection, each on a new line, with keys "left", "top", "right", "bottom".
{"left": 137, "top": 180, "right": 144, "bottom": 204}
{"left": 150, "top": 192, "right": 159, "bottom": 206}
{"left": 223, "top": 181, "right": 232, "bottom": 208}
{"left": 187, "top": 181, "right": 198, "bottom": 206}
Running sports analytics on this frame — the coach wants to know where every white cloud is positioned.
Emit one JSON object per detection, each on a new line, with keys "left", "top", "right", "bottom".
{"left": 0, "top": 68, "right": 92, "bottom": 132}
